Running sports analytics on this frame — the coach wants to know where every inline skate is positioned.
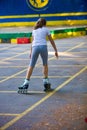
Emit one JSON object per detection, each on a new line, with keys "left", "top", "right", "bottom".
{"left": 43, "top": 78, "right": 53, "bottom": 92}
{"left": 18, "top": 79, "right": 29, "bottom": 94}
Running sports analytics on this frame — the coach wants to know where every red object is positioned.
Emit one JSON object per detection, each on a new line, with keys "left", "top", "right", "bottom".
{"left": 17, "top": 38, "right": 31, "bottom": 44}
{"left": 85, "top": 118, "right": 87, "bottom": 123}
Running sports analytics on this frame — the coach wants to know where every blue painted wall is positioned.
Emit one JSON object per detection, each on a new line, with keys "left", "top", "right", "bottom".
{"left": 0, "top": 0, "right": 87, "bottom": 26}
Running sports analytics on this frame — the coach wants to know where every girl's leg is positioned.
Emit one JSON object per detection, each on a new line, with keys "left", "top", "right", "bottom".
{"left": 43, "top": 65, "right": 48, "bottom": 78}
{"left": 43, "top": 65, "right": 50, "bottom": 85}
{"left": 26, "top": 47, "right": 39, "bottom": 80}
{"left": 26, "top": 46, "right": 39, "bottom": 80}
{"left": 26, "top": 66, "right": 33, "bottom": 80}
{"left": 40, "top": 46, "right": 52, "bottom": 91}
{"left": 40, "top": 46, "right": 48, "bottom": 77}
{"left": 19, "top": 47, "right": 39, "bottom": 89}
{"left": 18, "top": 66, "right": 33, "bottom": 91}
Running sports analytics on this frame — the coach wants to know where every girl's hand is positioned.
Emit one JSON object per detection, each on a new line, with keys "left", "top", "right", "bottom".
{"left": 55, "top": 52, "right": 58, "bottom": 59}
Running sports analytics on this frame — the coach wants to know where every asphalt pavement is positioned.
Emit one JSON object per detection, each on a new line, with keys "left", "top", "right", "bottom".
{"left": 0, "top": 36, "right": 87, "bottom": 130}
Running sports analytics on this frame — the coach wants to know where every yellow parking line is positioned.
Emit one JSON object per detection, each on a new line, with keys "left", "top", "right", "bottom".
{"left": 0, "top": 42, "right": 85, "bottom": 63}
{"left": 66, "top": 42, "right": 85, "bottom": 52}
{"left": 0, "top": 68, "right": 27, "bottom": 83}
{"left": 0, "top": 56, "right": 55, "bottom": 83}
{"left": 0, "top": 66, "right": 86, "bottom": 130}
{"left": 82, "top": 46, "right": 87, "bottom": 47}
{"left": 0, "top": 50, "right": 29, "bottom": 62}
{"left": 0, "top": 65, "right": 86, "bottom": 68}
{"left": 0, "top": 45, "right": 17, "bottom": 51}
{"left": 58, "top": 46, "right": 87, "bottom": 48}
{"left": 0, "top": 42, "right": 86, "bottom": 129}
{"left": 18, "top": 75, "right": 71, "bottom": 78}
{"left": 0, "top": 75, "right": 71, "bottom": 79}
{"left": 48, "top": 65, "right": 86, "bottom": 67}
{"left": 0, "top": 90, "right": 45, "bottom": 94}
{"left": 0, "top": 66, "right": 27, "bottom": 68}
{"left": 0, "top": 42, "right": 86, "bottom": 83}
{"left": 0, "top": 113, "right": 19, "bottom": 116}
{"left": 67, "top": 51, "right": 87, "bottom": 53}
{"left": 1, "top": 57, "right": 87, "bottom": 60}
{"left": 8, "top": 58, "right": 28, "bottom": 60}
{"left": 0, "top": 91, "right": 16, "bottom": 93}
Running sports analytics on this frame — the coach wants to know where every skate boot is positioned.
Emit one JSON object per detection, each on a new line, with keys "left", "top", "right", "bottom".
{"left": 18, "top": 79, "right": 29, "bottom": 94}
{"left": 43, "top": 78, "right": 53, "bottom": 92}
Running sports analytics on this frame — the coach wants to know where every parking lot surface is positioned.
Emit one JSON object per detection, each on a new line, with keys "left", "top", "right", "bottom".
{"left": 0, "top": 36, "right": 87, "bottom": 130}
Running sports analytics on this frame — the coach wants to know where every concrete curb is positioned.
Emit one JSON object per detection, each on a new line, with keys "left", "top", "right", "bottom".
{"left": 0, "top": 26, "right": 87, "bottom": 44}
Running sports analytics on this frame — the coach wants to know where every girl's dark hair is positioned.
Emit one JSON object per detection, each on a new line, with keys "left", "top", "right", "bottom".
{"left": 34, "top": 18, "right": 47, "bottom": 30}
{"left": 34, "top": 20, "right": 42, "bottom": 30}
{"left": 40, "top": 18, "right": 46, "bottom": 26}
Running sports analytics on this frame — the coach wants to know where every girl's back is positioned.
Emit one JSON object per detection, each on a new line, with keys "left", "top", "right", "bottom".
{"left": 32, "top": 27, "right": 50, "bottom": 47}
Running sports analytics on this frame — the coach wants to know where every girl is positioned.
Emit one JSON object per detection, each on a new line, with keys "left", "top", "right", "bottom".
{"left": 18, "top": 18, "right": 58, "bottom": 93}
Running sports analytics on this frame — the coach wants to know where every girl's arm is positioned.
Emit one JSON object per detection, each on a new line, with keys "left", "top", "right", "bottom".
{"left": 48, "top": 35, "right": 58, "bottom": 58}
{"left": 29, "top": 45, "right": 32, "bottom": 58}
{"left": 29, "top": 36, "right": 33, "bottom": 58}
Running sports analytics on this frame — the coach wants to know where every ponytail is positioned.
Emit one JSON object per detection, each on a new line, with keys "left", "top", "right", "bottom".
{"left": 34, "top": 20, "right": 43, "bottom": 30}
{"left": 33, "top": 18, "right": 47, "bottom": 30}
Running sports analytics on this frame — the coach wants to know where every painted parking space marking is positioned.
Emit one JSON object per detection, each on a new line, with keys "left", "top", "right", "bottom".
{"left": 0, "top": 75, "right": 71, "bottom": 79}
{"left": 0, "top": 50, "right": 29, "bottom": 62}
{"left": 0, "top": 42, "right": 85, "bottom": 84}
{"left": 0, "top": 90, "right": 45, "bottom": 94}
{"left": 0, "top": 64, "right": 86, "bottom": 69}
{"left": 0, "top": 45, "right": 17, "bottom": 51}
{"left": 0, "top": 113, "right": 20, "bottom": 116}
{"left": 0, "top": 66, "right": 86, "bottom": 130}
{"left": 0, "top": 68, "right": 27, "bottom": 83}
{"left": 0, "top": 37, "right": 87, "bottom": 129}
{"left": 65, "top": 42, "right": 85, "bottom": 52}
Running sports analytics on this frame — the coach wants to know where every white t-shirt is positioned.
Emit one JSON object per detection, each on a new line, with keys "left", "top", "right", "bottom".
{"left": 32, "top": 27, "right": 50, "bottom": 47}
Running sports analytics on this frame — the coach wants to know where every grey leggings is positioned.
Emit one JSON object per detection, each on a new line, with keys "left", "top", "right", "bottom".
{"left": 29, "top": 45, "right": 48, "bottom": 68}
